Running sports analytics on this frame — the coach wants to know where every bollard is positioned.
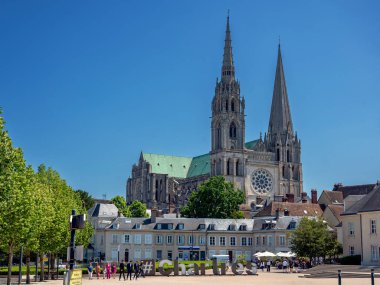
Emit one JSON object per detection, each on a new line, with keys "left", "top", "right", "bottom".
{"left": 371, "top": 269, "right": 374, "bottom": 285}
{"left": 338, "top": 269, "right": 342, "bottom": 285}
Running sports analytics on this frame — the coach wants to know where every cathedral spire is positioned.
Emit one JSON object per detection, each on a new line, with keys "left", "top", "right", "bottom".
{"left": 268, "top": 44, "right": 293, "bottom": 136}
{"left": 221, "top": 14, "right": 235, "bottom": 82}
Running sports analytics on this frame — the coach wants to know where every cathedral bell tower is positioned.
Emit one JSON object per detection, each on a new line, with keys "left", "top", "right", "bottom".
{"left": 210, "top": 15, "right": 246, "bottom": 187}
{"left": 266, "top": 44, "right": 303, "bottom": 197}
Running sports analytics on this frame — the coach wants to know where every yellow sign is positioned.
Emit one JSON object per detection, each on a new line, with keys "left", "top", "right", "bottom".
{"left": 69, "top": 269, "right": 82, "bottom": 285}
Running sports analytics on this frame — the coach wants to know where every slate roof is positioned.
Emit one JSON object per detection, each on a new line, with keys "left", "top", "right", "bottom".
{"left": 320, "top": 190, "right": 343, "bottom": 204}
{"left": 334, "top": 183, "right": 377, "bottom": 199}
{"left": 141, "top": 140, "right": 258, "bottom": 178}
{"left": 254, "top": 201, "right": 323, "bottom": 218}
{"left": 106, "top": 217, "right": 255, "bottom": 231}
{"left": 88, "top": 203, "right": 119, "bottom": 218}
{"left": 325, "top": 204, "right": 344, "bottom": 222}
{"left": 342, "top": 184, "right": 380, "bottom": 215}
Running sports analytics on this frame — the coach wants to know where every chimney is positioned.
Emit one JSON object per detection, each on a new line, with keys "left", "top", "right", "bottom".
{"left": 311, "top": 189, "right": 318, "bottom": 204}
{"left": 282, "top": 197, "right": 288, "bottom": 203}
{"left": 286, "top": 193, "right": 295, "bottom": 203}
{"left": 301, "top": 192, "right": 307, "bottom": 203}
{"left": 275, "top": 208, "right": 280, "bottom": 220}
{"left": 151, "top": 208, "right": 158, "bottom": 224}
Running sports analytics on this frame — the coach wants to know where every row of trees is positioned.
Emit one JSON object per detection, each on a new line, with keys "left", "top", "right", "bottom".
{"left": 0, "top": 113, "right": 93, "bottom": 285}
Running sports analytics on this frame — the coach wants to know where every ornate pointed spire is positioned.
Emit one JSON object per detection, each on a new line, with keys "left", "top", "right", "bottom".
{"left": 268, "top": 44, "right": 293, "bottom": 136}
{"left": 221, "top": 14, "right": 235, "bottom": 82}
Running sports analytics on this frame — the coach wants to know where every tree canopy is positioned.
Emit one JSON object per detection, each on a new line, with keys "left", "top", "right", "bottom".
{"left": 0, "top": 111, "right": 93, "bottom": 284}
{"left": 290, "top": 217, "right": 342, "bottom": 260}
{"left": 111, "top": 196, "right": 148, "bottom": 217}
{"left": 180, "top": 176, "right": 245, "bottom": 218}
{"left": 75, "top": 189, "right": 95, "bottom": 210}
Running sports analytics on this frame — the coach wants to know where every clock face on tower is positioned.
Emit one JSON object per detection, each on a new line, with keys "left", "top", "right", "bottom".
{"left": 251, "top": 169, "right": 273, "bottom": 194}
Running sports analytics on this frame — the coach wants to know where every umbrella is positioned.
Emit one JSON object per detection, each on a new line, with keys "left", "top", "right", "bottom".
{"left": 276, "top": 251, "right": 296, "bottom": 258}
{"left": 255, "top": 251, "right": 276, "bottom": 257}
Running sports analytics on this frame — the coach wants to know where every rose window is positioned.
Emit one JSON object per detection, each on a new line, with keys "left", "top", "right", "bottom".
{"left": 251, "top": 169, "right": 273, "bottom": 194}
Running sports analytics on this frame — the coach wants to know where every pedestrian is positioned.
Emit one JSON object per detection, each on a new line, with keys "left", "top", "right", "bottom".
{"left": 126, "top": 260, "right": 133, "bottom": 280}
{"left": 133, "top": 261, "right": 139, "bottom": 279}
{"left": 119, "top": 260, "right": 126, "bottom": 280}
{"left": 95, "top": 263, "right": 100, "bottom": 279}
{"left": 282, "top": 259, "right": 288, "bottom": 273}
{"left": 260, "top": 261, "right": 265, "bottom": 271}
{"left": 266, "top": 260, "right": 271, "bottom": 272}
{"left": 112, "top": 262, "right": 117, "bottom": 279}
{"left": 106, "top": 262, "right": 111, "bottom": 279}
{"left": 87, "top": 263, "right": 93, "bottom": 280}
{"left": 139, "top": 261, "right": 145, "bottom": 278}
{"left": 289, "top": 260, "right": 293, "bottom": 273}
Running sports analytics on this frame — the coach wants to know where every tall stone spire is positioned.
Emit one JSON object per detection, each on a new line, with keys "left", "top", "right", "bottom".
{"left": 268, "top": 44, "right": 293, "bottom": 136}
{"left": 221, "top": 14, "right": 235, "bottom": 82}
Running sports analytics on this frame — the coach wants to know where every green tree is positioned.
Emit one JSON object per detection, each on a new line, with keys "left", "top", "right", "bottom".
{"left": 0, "top": 114, "right": 39, "bottom": 285}
{"left": 290, "top": 217, "right": 335, "bottom": 261}
{"left": 75, "top": 189, "right": 95, "bottom": 210}
{"left": 128, "top": 200, "right": 149, "bottom": 217}
{"left": 111, "top": 195, "right": 130, "bottom": 216}
{"left": 180, "top": 176, "right": 245, "bottom": 218}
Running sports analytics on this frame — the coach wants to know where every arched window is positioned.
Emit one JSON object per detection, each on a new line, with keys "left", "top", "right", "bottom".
{"left": 287, "top": 150, "right": 290, "bottom": 162}
{"left": 229, "top": 122, "right": 236, "bottom": 138}
{"left": 277, "top": 149, "right": 280, "bottom": 161}
{"left": 235, "top": 160, "right": 239, "bottom": 176}
{"left": 282, "top": 165, "right": 285, "bottom": 178}
{"left": 231, "top": 100, "right": 235, "bottom": 112}
{"left": 227, "top": 159, "right": 231, "bottom": 175}
{"left": 225, "top": 100, "right": 228, "bottom": 111}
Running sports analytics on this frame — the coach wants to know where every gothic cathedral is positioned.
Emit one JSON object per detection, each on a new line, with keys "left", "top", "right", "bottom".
{"left": 127, "top": 16, "right": 303, "bottom": 211}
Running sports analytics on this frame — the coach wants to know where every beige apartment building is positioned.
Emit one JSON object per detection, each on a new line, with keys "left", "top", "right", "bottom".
{"left": 341, "top": 184, "right": 380, "bottom": 265}
{"left": 88, "top": 205, "right": 303, "bottom": 262}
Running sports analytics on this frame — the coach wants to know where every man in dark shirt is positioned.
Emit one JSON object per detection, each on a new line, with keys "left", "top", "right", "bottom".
{"left": 119, "top": 260, "right": 125, "bottom": 280}
{"left": 133, "top": 262, "right": 139, "bottom": 279}
{"left": 126, "top": 260, "right": 133, "bottom": 280}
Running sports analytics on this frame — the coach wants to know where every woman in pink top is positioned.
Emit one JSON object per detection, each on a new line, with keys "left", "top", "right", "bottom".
{"left": 106, "top": 262, "right": 111, "bottom": 279}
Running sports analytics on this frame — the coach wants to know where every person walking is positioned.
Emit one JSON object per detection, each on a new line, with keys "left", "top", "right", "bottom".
{"left": 95, "top": 263, "right": 101, "bottom": 279}
{"left": 133, "top": 261, "right": 139, "bottom": 279}
{"left": 119, "top": 260, "right": 126, "bottom": 280}
{"left": 282, "top": 259, "right": 288, "bottom": 273}
{"left": 126, "top": 261, "right": 133, "bottom": 280}
{"left": 106, "top": 262, "right": 111, "bottom": 279}
{"left": 112, "top": 262, "right": 117, "bottom": 279}
{"left": 260, "top": 261, "right": 265, "bottom": 271}
{"left": 87, "top": 263, "right": 93, "bottom": 280}
{"left": 138, "top": 261, "right": 145, "bottom": 278}
{"left": 266, "top": 260, "right": 271, "bottom": 272}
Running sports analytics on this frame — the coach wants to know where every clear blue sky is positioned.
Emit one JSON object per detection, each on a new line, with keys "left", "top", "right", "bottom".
{"left": 1, "top": 1, "right": 379, "bottom": 199}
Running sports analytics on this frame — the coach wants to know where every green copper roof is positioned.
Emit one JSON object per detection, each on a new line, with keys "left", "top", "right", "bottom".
{"left": 142, "top": 153, "right": 192, "bottom": 178}
{"left": 142, "top": 139, "right": 258, "bottom": 178}
{"left": 187, "top": 154, "right": 210, "bottom": 178}
{"left": 245, "top": 139, "right": 259, "bottom": 150}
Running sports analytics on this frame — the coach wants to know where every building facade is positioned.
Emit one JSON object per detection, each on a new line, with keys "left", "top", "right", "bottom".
{"left": 127, "top": 16, "right": 303, "bottom": 210}
{"left": 91, "top": 213, "right": 302, "bottom": 263}
{"left": 341, "top": 183, "right": 380, "bottom": 265}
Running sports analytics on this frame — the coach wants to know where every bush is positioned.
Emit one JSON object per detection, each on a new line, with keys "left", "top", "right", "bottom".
{"left": 339, "top": 255, "right": 361, "bottom": 265}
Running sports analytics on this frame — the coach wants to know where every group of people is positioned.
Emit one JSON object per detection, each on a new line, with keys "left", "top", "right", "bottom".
{"left": 86, "top": 260, "right": 145, "bottom": 280}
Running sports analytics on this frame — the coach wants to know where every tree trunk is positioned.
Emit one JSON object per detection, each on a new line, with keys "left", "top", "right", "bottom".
{"left": 39, "top": 253, "right": 44, "bottom": 281}
{"left": 26, "top": 252, "right": 31, "bottom": 284}
{"left": 7, "top": 245, "right": 13, "bottom": 285}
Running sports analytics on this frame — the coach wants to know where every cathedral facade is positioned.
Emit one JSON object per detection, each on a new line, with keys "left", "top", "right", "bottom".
{"left": 126, "top": 16, "right": 303, "bottom": 211}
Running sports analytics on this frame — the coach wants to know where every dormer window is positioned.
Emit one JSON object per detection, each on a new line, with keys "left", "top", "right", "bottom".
{"left": 208, "top": 224, "right": 215, "bottom": 231}
{"left": 177, "top": 223, "right": 184, "bottom": 230}
{"left": 288, "top": 221, "right": 296, "bottom": 230}
{"left": 198, "top": 224, "right": 206, "bottom": 230}
{"left": 239, "top": 225, "right": 247, "bottom": 231}
{"left": 228, "top": 224, "right": 236, "bottom": 231}
{"left": 135, "top": 224, "right": 141, "bottom": 229}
